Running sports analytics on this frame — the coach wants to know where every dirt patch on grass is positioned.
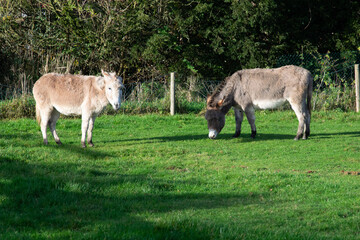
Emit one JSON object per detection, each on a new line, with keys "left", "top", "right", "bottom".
{"left": 341, "top": 170, "right": 360, "bottom": 175}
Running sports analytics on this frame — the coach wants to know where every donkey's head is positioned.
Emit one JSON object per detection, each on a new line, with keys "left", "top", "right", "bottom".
{"left": 205, "top": 96, "right": 225, "bottom": 139}
{"left": 99, "top": 70, "right": 124, "bottom": 110}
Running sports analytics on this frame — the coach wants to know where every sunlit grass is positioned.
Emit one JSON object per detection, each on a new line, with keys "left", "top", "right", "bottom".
{"left": 1, "top": 111, "right": 360, "bottom": 239}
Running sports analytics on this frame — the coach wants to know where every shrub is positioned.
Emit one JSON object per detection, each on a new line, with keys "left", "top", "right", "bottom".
{"left": 312, "top": 84, "right": 356, "bottom": 111}
{"left": 0, "top": 95, "right": 36, "bottom": 119}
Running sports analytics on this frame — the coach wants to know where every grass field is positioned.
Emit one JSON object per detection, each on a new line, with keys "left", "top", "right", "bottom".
{"left": 1, "top": 111, "right": 360, "bottom": 239}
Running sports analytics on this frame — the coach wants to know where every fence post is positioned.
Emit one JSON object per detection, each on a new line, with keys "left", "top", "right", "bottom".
{"left": 170, "top": 72, "right": 175, "bottom": 115}
{"left": 355, "top": 64, "right": 359, "bottom": 113}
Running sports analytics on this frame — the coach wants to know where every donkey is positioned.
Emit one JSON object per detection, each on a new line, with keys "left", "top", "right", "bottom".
{"left": 33, "top": 70, "right": 124, "bottom": 147}
{"left": 205, "top": 65, "right": 313, "bottom": 140}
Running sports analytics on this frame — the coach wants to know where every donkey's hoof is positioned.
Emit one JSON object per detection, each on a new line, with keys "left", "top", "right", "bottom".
{"left": 56, "top": 140, "right": 62, "bottom": 145}
{"left": 43, "top": 140, "right": 49, "bottom": 145}
{"left": 81, "top": 142, "right": 86, "bottom": 148}
{"left": 250, "top": 131, "right": 257, "bottom": 139}
{"left": 293, "top": 137, "right": 300, "bottom": 141}
{"left": 88, "top": 142, "right": 94, "bottom": 147}
{"left": 232, "top": 131, "right": 240, "bottom": 138}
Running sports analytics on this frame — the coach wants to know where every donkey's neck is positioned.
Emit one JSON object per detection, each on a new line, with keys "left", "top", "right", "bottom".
{"left": 99, "top": 89, "right": 109, "bottom": 108}
{"left": 217, "top": 79, "right": 235, "bottom": 114}
{"left": 91, "top": 86, "right": 109, "bottom": 111}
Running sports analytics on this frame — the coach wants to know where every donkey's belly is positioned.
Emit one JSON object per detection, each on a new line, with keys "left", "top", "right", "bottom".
{"left": 253, "top": 99, "right": 286, "bottom": 109}
{"left": 53, "top": 104, "right": 82, "bottom": 115}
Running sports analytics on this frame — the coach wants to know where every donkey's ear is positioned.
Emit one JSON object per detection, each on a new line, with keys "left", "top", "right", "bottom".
{"left": 96, "top": 77, "right": 105, "bottom": 90}
{"left": 206, "top": 95, "right": 212, "bottom": 105}
{"left": 101, "top": 69, "right": 110, "bottom": 78}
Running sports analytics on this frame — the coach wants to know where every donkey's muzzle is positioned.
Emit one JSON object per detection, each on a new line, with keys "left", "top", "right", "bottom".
{"left": 113, "top": 103, "right": 121, "bottom": 110}
{"left": 208, "top": 129, "right": 218, "bottom": 139}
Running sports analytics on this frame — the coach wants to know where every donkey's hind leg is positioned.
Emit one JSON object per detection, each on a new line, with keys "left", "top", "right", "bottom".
{"left": 39, "top": 108, "right": 52, "bottom": 145}
{"left": 245, "top": 106, "right": 257, "bottom": 139}
{"left": 289, "top": 100, "right": 306, "bottom": 140}
{"left": 303, "top": 107, "right": 311, "bottom": 139}
{"left": 49, "top": 109, "right": 62, "bottom": 145}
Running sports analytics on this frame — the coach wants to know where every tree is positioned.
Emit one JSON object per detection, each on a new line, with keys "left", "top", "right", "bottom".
{"left": 0, "top": 0, "right": 359, "bottom": 88}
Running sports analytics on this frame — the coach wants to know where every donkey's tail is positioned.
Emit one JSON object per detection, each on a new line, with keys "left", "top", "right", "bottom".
{"left": 307, "top": 74, "right": 313, "bottom": 115}
{"left": 35, "top": 104, "right": 41, "bottom": 125}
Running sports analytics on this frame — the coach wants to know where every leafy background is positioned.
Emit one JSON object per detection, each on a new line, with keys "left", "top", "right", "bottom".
{"left": 0, "top": 0, "right": 359, "bottom": 85}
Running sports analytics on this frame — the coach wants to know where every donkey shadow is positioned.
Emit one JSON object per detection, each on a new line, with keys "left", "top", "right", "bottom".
{"left": 107, "top": 132, "right": 294, "bottom": 144}
{"left": 311, "top": 131, "right": 360, "bottom": 139}
{"left": 107, "top": 130, "right": 360, "bottom": 145}
{"left": 48, "top": 143, "right": 115, "bottom": 159}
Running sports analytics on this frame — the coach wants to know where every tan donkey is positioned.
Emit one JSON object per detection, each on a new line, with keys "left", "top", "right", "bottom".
{"left": 33, "top": 70, "right": 124, "bottom": 147}
{"left": 205, "top": 65, "right": 313, "bottom": 140}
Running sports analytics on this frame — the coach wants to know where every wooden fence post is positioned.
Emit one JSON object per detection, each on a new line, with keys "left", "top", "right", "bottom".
{"left": 355, "top": 64, "right": 359, "bottom": 113}
{"left": 170, "top": 72, "right": 175, "bottom": 115}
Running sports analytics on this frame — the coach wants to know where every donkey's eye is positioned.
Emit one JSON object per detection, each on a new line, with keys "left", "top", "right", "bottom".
{"left": 108, "top": 87, "right": 112, "bottom": 90}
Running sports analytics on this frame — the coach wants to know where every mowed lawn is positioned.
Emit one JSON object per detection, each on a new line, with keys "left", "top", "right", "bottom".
{"left": 1, "top": 111, "right": 360, "bottom": 239}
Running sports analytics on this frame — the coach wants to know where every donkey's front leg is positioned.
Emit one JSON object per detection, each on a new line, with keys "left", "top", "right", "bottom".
{"left": 86, "top": 115, "right": 97, "bottom": 147}
{"left": 245, "top": 107, "right": 257, "bottom": 139}
{"left": 81, "top": 114, "right": 91, "bottom": 148}
{"left": 233, "top": 108, "right": 243, "bottom": 138}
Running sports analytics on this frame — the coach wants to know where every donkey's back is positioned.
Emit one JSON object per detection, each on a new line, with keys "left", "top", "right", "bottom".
{"left": 33, "top": 73, "right": 91, "bottom": 115}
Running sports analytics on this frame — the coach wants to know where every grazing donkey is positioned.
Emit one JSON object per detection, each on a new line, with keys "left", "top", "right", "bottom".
{"left": 33, "top": 70, "right": 124, "bottom": 147}
{"left": 205, "top": 65, "right": 313, "bottom": 140}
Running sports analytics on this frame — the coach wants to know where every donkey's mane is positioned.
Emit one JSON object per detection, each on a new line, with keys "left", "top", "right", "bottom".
{"left": 208, "top": 77, "right": 229, "bottom": 107}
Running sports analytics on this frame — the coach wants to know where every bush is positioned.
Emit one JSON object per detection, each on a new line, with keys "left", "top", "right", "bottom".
{"left": 312, "top": 84, "right": 356, "bottom": 112}
{"left": 0, "top": 95, "right": 36, "bottom": 119}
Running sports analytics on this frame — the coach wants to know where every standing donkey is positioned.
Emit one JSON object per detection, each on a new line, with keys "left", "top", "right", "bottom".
{"left": 33, "top": 70, "right": 124, "bottom": 147}
{"left": 205, "top": 65, "right": 313, "bottom": 140}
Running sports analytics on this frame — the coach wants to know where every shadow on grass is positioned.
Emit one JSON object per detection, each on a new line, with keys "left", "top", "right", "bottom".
{"left": 0, "top": 132, "right": 35, "bottom": 140}
{"left": 106, "top": 130, "right": 360, "bottom": 145}
{"left": 0, "top": 157, "right": 269, "bottom": 239}
{"left": 49, "top": 144, "right": 116, "bottom": 159}
{"left": 0, "top": 130, "right": 115, "bottom": 159}
{"left": 104, "top": 132, "right": 296, "bottom": 145}
{"left": 0, "top": 132, "right": 37, "bottom": 148}
{"left": 312, "top": 131, "right": 360, "bottom": 138}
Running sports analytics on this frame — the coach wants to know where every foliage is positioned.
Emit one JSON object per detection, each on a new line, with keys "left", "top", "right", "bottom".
{"left": 278, "top": 51, "right": 359, "bottom": 90}
{"left": 0, "top": 0, "right": 359, "bottom": 89}
{"left": 1, "top": 112, "right": 360, "bottom": 239}
{"left": 0, "top": 95, "right": 35, "bottom": 119}
{"left": 313, "top": 85, "right": 356, "bottom": 112}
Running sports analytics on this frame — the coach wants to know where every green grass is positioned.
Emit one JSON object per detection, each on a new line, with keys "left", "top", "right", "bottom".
{"left": 1, "top": 111, "right": 360, "bottom": 239}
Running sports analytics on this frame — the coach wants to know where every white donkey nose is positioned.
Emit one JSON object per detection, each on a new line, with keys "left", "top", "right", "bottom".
{"left": 208, "top": 129, "right": 218, "bottom": 139}
{"left": 113, "top": 103, "right": 121, "bottom": 110}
